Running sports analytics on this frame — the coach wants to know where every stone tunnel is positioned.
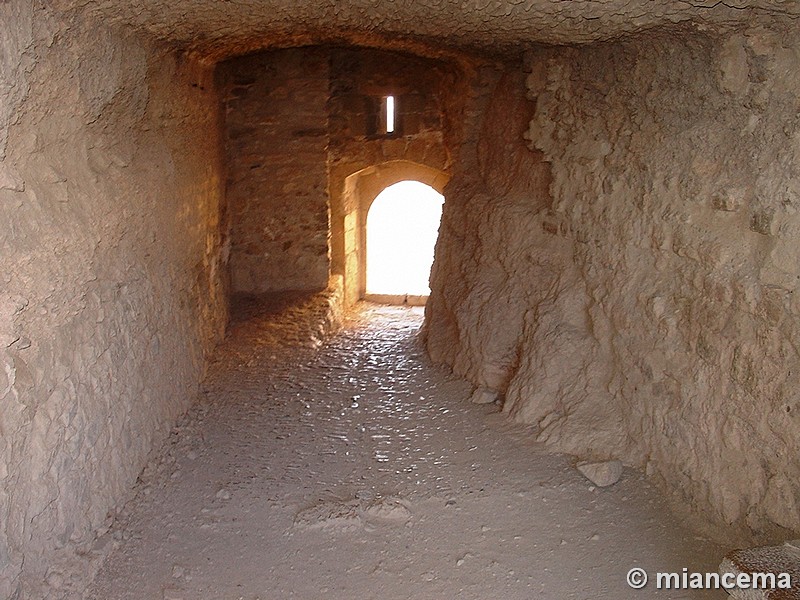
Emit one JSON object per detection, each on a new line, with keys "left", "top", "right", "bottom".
{"left": 2, "top": 1, "right": 800, "bottom": 598}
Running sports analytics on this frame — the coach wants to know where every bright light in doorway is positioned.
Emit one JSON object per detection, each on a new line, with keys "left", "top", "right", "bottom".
{"left": 366, "top": 180, "right": 444, "bottom": 297}
{"left": 385, "top": 95, "right": 395, "bottom": 134}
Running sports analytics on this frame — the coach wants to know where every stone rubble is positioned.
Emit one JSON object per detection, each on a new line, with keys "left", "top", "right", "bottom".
{"left": 576, "top": 460, "right": 624, "bottom": 488}
{"left": 470, "top": 387, "right": 499, "bottom": 405}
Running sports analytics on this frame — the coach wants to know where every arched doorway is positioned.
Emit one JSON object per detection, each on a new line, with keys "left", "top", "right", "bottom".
{"left": 365, "top": 181, "right": 444, "bottom": 304}
{"left": 335, "top": 160, "right": 449, "bottom": 307}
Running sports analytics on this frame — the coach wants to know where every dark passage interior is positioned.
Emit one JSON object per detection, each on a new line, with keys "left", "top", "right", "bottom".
{"left": 2, "top": 1, "right": 800, "bottom": 598}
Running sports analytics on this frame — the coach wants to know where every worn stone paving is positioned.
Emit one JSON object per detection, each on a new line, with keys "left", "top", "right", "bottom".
{"left": 87, "top": 299, "right": 725, "bottom": 599}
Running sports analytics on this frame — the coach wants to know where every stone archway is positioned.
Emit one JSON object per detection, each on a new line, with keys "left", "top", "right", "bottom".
{"left": 365, "top": 180, "right": 445, "bottom": 305}
{"left": 336, "top": 160, "right": 450, "bottom": 306}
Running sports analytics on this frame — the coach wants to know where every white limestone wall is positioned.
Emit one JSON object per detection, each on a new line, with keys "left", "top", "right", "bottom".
{"left": 0, "top": 3, "right": 227, "bottom": 596}
{"left": 427, "top": 24, "right": 800, "bottom": 540}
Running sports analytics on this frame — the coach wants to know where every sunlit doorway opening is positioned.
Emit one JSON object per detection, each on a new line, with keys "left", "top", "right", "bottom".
{"left": 365, "top": 180, "right": 444, "bottom": 305}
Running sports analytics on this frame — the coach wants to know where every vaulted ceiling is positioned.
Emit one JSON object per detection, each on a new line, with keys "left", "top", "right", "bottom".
{"left": 67, "top": 0, "right": 799, "bottom": 61}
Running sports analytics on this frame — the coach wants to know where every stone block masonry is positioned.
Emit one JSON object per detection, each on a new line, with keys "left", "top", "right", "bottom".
{"left": 220, "top": 45, "right": 455, "bottom": 305}
{"left": 221, "top": 49, "right": 331, "bottom": 294}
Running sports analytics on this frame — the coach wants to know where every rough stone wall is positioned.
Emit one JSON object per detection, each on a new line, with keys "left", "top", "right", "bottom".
{"left": 221, "top": 49, "right": 331, "bottom": 294}
{"left": 426, "top": 24, "right": 800, "bottom": 539}
{"left": 327, "top": 47, "right": 453, "bottom": 192}
{"left": 65, "top": 0, "right": 800, "bottom": 60}
{"left": 425, "top": 65, "right": 549, "bottom": 391}
{"left": 222, "top": 45, "right": 460, "bottom": 304}
{"left": 0, "top": 2, "right": 227, "bottom": 597}
{"left": 327, "top": 48, "right": 458, "bottom": 305}
{"left": 327, "top": 47, "right": 449, "bottom": 149}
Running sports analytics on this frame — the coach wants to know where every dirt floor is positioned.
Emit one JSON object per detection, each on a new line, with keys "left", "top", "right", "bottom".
{"left": 87, "top": 299, "right": 726, "bottom": 599}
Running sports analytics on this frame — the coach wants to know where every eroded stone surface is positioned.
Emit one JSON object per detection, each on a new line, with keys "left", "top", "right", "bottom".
{"left": 0, "top": 3, "right": 227, "bottom": 597}
{"left": 87, "top": 302, "right": 724, "bottom": 599}
{"left": 426, "top": 24, "right": 800, "bottom": 539}
{"left": 65, "top": 0, "right": 800, "bottom": 60}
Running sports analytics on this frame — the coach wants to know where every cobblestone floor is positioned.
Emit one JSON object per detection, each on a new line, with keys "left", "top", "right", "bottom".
{"left": 88, "top": 297, "right": 725, "bottom": 599}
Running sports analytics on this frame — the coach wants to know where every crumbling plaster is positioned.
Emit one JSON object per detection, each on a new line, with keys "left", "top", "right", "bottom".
{"left": 426, "top": 23, "right": 800, "bottom": 539}
{"left": 1, "top": 2, "right": 227, "bottom": 597}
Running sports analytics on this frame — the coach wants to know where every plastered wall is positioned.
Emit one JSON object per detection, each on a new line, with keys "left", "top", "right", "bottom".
{"left": 0, "top": 3, "right": 227, "bottom": 597}
{"left": 426, "top": 24, "right": 800, "bottom": 539}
